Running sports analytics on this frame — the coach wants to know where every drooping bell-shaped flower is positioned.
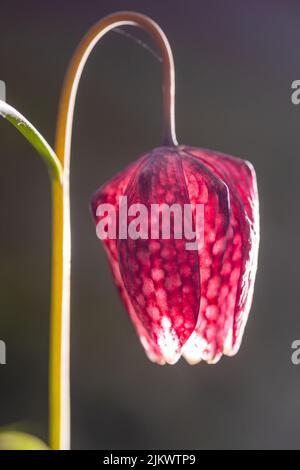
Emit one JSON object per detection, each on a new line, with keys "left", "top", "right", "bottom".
{"left": 88, "top": 11, "right": 259, "bottom": 365}
{"left": 91, "top": 145, "right": 259, "bottom": 365}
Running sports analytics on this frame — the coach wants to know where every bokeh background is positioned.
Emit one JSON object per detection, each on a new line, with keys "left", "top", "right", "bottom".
{"left": 0, "top": 0, "right": 300, "bottom": 450}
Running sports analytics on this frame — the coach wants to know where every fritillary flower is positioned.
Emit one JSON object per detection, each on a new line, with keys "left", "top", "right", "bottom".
{"left": 91, "top": 145, "right": 259, "bottom": 365}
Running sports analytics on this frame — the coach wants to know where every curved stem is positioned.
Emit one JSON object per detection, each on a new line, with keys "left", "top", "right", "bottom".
{"left": 56, "top": 10, "right": 177, "bottom": 165}
{"left": 0, "top": 100, "right": 62, "bottom": 182}
{"left": 0, "top": 99, "right": 64, "bottom": 447}
{"left": 50, "top": 11, "right": 177, "bottom": 450}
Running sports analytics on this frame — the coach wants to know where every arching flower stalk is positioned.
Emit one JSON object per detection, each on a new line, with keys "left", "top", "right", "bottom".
{"left": 0, "top": 10, "right": 259, "bottom": 451}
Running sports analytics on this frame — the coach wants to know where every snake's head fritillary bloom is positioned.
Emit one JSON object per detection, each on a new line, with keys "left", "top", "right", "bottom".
{"left": 91, "top": 146, "right": 259, "bottom": 365}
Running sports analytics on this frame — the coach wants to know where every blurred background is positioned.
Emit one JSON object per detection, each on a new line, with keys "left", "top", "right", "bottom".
{"left": 0, "top": 0, "right": 299, "bottom": 450}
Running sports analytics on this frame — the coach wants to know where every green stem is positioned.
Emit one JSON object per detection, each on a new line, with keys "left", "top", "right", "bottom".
{"left": 0, "top": 100, "right": 62, "bottom": 182}
{"left": 0, "top": 99, "right": 64, "bottom": 447}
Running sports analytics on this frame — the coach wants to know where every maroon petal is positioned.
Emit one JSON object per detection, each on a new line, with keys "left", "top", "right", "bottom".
{"left": 179, "top": 149, "right": 231, "bottom": 363}
{"left": 182, "top": 147, "right": 259, "bottom": 361}
{"left": 91, "top": 154, "right": 166, "bottom": 364}
{"left": 118, "top": 149, "right": 200, "bottom": 364}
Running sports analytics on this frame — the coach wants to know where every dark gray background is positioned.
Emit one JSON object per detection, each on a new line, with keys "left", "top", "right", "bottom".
{"left": 0, "top": 0, "right": 299, "bottom": 449}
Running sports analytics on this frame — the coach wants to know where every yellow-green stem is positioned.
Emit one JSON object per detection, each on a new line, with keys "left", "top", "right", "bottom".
{"left": 49, "top": 11, "right": 177, "bottom": 450}
{"left": 49, "top": 179, "right": 70, "bottom": 450}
